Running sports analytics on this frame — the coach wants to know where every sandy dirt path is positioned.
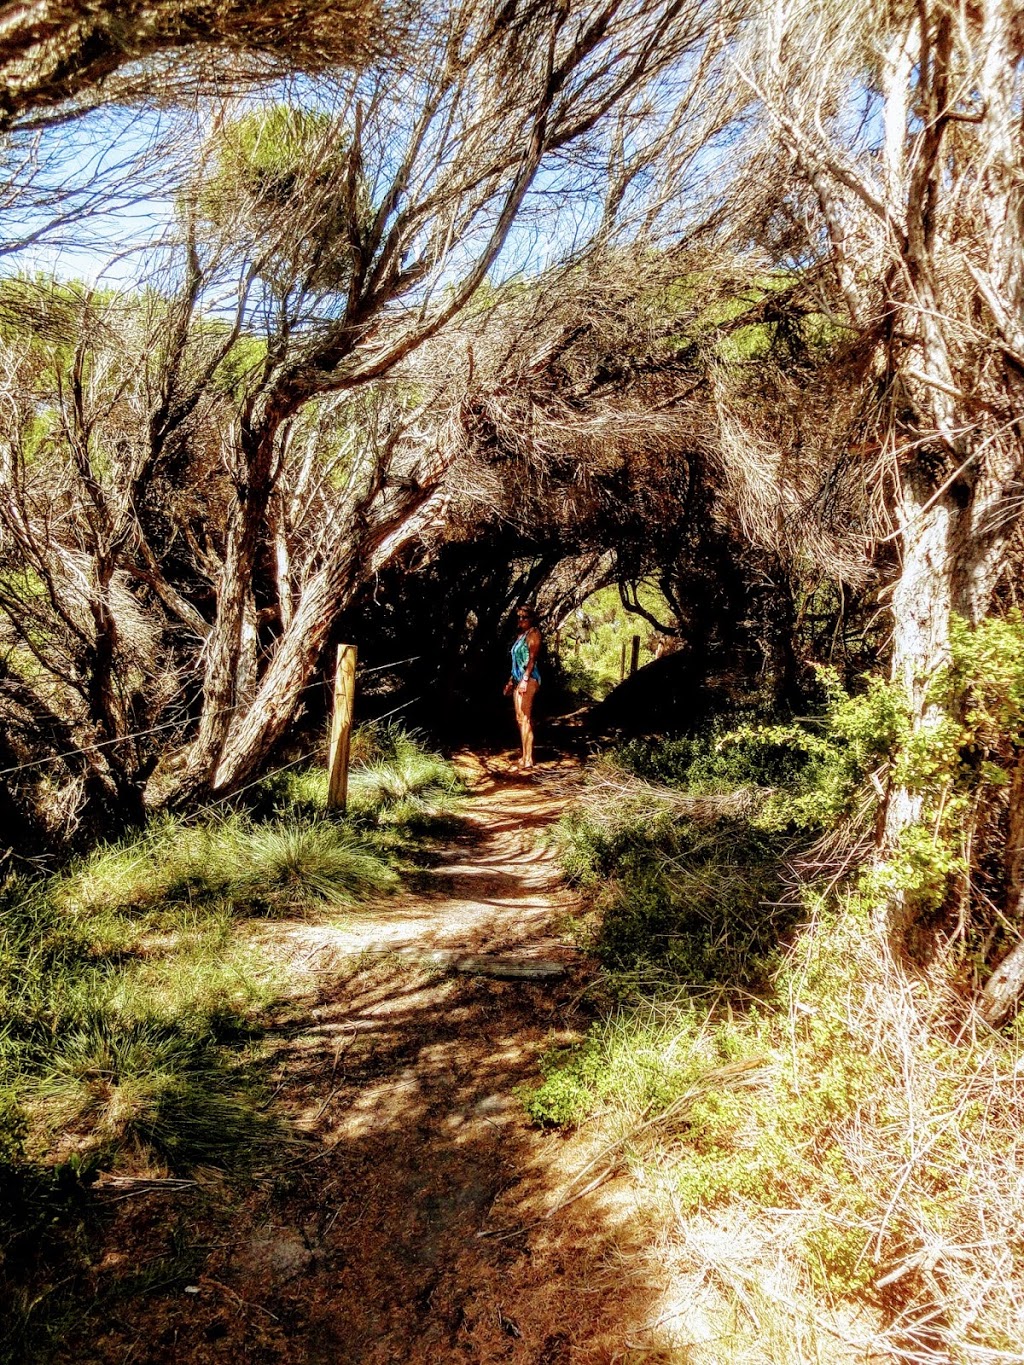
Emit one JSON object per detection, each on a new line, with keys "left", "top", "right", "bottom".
{"left": 76, "top": 756, "right": 677, "bottom": 1365}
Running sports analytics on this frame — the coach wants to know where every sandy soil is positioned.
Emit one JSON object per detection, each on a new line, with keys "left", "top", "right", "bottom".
{"left": 65, "top": 754, "right": 681, "bottom": 1365}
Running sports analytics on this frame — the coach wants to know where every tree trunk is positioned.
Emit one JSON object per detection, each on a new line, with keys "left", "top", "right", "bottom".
{"left": 162, "top": 480, "right": 448, "bottom": 804}
{"left": 978, "top": 940, "right": 1024, "bottom": 1029}
{"left": 210, "top": 483, "right": 447, "bottom": 793}
{"left": 883, "top": 471, "right": 956, "bottom": 844}
{"left": 882, "top": 451, "right": 1013, "bottom": 943}
{"left": 183, "top": 504, "right": 261, "bottom": 785}
{"left": 183, "top": 416, "right": 280, "bottom": 789}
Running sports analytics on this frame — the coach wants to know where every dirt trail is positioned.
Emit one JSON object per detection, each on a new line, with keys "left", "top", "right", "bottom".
{"left": 78, "top": 755, "right": 676, "bottom": 1365}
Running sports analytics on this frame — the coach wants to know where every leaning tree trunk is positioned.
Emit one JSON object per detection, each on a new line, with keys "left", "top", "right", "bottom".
{"left": 160, "top": 478, "right": 449, "bottom": 806}
{"left": 209, "top": 483, "right": 448, "bottom": 794}
{"left": 183, "top": 407, "right": 284, "bottom": 791}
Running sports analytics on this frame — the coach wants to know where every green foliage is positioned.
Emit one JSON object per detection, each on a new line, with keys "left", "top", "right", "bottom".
{"left": 553, "top": 672, "right": 911, "bottom": 992}
{"left": 653, "top": 270, "right": 847, "bottom": 366}
{"left": 522, "top": 1002, "right": 767, "bottom": 1129}
{"left": 0, "top": 276, "right": 132, "bottom": 405}
{"left": 525, "top": 638, "right": 1024, "bottom": 1346}
{"left": 200, "top": 104, "right": 335, "bottom": 216}
{"left": 232, "top": 105, "right": 334, "bottom": 187}
{"left": 555, "top": 655, "right": 606, "bottom": 705}
{"left": 519, "top": 1038, "right": 609, "bottom": 1126}
{"left": 197, "top": 103, "right": 367, "bottom": 294}
{"left": 863, "top": 611, "right": 1024, "bottom": 923}
{"left": 558, "top": 582, "right": 672, "bottom": 699}
{"left": 614, "top": 667, "right": 909, "bottom": 835}
{"left": 941, "top": 611, "right": 1024, "bottom": 749}
{"left": 209, "top": 332, "right": 268, "bottom": 398}
{"left": 801, "top": 1218, "right": 875, "bottom": 1297}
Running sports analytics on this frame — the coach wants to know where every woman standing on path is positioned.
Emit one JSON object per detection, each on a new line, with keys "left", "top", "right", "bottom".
{"left": 504, "top": 605, "right": 542, "bottom": 770}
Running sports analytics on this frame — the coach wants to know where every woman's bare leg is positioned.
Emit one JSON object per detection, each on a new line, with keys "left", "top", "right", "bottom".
{"left": 518, "top": 679, "right": 539, "bottom": 767}
{"left": 513, "top": 688, "right": 525, "bottom": 763}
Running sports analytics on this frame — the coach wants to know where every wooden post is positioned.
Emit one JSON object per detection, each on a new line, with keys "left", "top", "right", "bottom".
{"left": 630, "top": 634, "right": 641, "bottom": 676}
{"left": 619, "top": 640, "right": 626, "bottom": 680}
{"left": 328, "top": 643, "right": 357, "bottom": 812}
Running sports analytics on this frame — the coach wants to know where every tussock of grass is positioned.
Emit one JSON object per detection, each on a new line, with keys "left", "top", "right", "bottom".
{"left": 1, "top": 895, "right": 282, "bottom": 1171}
{"left": 521, "top": 997, "right": 764, "bottom": 1128}
{"left": 261, "top": 723, "right": 464, "bottom": 837}
{"left": 60, "top": 811, "right": 399, "bottom": 921}
{"left": 34, "top": 1016, "right": 276, "bottom": 1166}
{"left": 557, "top": 773, "right": 792, "bottom": 990}
{"left": 231, "top": 820, "right": 399, "bottom": 908}
{"left": 348, "top": 725, "right": 462, "bottom": 824}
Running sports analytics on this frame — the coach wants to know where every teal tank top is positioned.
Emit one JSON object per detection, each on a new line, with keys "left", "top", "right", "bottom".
{"left": 511, "top": 632, "right": 540, "bottom": 683}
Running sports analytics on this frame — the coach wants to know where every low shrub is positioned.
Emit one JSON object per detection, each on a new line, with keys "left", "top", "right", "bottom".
{"left": 612, "top": 667, "right": 908, "bottom": 835}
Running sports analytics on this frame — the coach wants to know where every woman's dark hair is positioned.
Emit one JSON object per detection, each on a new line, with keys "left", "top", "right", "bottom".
{"left": 516, "top": 605, "right": 538, "bottom": 626}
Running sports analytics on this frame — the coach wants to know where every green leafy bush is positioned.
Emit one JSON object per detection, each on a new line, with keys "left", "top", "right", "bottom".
{"left": 613, "top": 667, "right": 909, "bottom": 835}
{"left": 860, "top": 611, "right": 1024, "bottom": 930}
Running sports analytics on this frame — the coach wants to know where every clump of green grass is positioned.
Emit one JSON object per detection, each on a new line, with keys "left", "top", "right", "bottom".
{"left": 33, "top": 1015, "right": 276, "bottom": 1167}
{"left": 258, "top": 723, "right": 464, "bottom": 838}
{"left": 1, "top": 885, "right": 282, "bottom": 1173}
{"left": 230, "top": 820, "right": 399, "bottom": 909}
{"left": 348, "top": 724, "right": 462, "bottom": 818}
{"left": 522, "top": 998, "right": 764, "bottom": 1127}
{"left": 557, "top": 792, "right": 791, "bottom": 990}
{"left": 59, "top": 811, "right": 399, "bottom": 921}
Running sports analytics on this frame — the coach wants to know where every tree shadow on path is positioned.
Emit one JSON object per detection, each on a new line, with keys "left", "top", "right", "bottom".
{"left": 58, "top": 755, "right": 682, "bottom": 1365}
